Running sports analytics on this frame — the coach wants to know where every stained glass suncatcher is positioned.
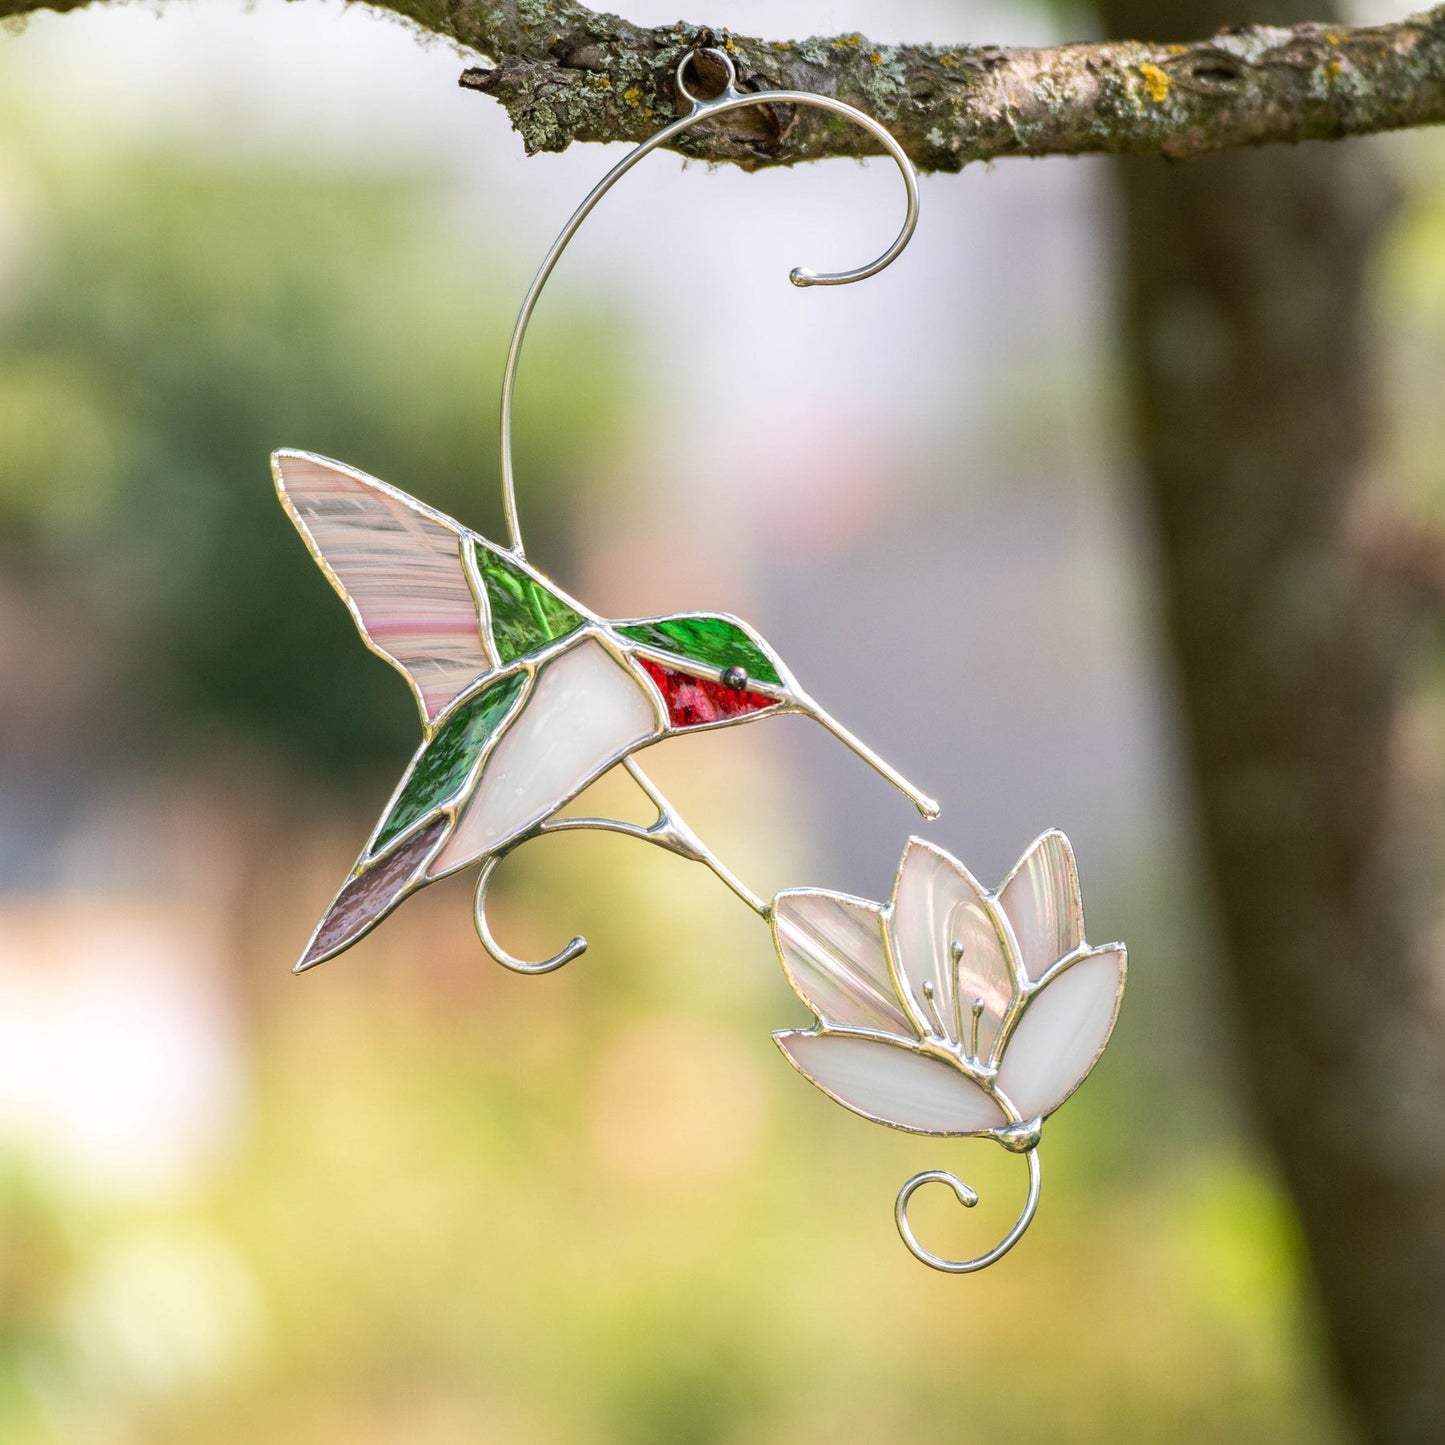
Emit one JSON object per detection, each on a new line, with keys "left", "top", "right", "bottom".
{"left": 270, "top": 43, "right": 1130, "bottom": 1277}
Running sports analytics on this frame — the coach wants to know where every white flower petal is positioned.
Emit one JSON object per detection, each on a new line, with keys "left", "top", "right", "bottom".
{"left": 773, "top": 891, "right": 914, "bottom": 1035}
{"left": 891, "top": 838, "right": 1013, "bottom": 1056}
{"left": 997, "top": 830, "right": 1085, "bottom": 982}
{"left": 774, "top": 1030, "right": 1007, "bottom": 1136}
{"left": 994, "top": 946, "right": 1126, "bottom": 1120}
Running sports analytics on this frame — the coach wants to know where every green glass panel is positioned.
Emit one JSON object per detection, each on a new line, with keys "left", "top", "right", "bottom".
{"left": 616, "top": 615, "right": 783, "bottom": 687}
{"left": 372, "top": 670, "right": 528, "bottom": 851}
{"left": 476, "top": 545, "right": 586, "bottom": 665}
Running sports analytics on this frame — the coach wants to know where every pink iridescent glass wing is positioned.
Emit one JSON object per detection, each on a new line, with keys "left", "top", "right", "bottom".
{"left": 273, "top": 450, "right": 492, "bottom": 724}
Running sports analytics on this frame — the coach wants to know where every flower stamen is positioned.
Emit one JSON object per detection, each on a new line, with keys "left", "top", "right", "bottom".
{"left": 920, "top": 979, "right": 949, "bottom": 1038}
{"left": 948, "top": 938, "right": 966, "bottom": 1040}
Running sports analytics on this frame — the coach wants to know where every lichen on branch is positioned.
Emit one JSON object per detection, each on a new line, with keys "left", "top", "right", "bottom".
{"left": 4, "top": 0, "right": 1445, "bottom": 170}
{"left": 439, "top": 3, "right": 1445, "bottom": 172}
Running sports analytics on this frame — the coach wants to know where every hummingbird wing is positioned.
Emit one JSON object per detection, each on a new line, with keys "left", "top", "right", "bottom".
{"left": 292, "top": 813, "right": 450, "bottom": 972}
{"left": 294, "top": 667, "right": 533, "bottom": 970}
{"left": 293, "top": 636, "right": 665, "bottom": 970}
{"left": 272, "top": 450, "right": 494, "bottom": 726}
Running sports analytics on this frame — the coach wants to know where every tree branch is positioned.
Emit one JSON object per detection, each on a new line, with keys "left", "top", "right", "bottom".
{"left": 4, "top": 1, "right": 1445, "bottom": 169}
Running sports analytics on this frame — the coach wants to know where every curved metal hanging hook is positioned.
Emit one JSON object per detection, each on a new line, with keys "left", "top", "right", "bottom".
{"left": 894, "top": 1147, "right": 1043, "bottom": 1274}
{"left": 473, "top": 853, "right": 587, "bottom": 974}
{"left": 471, "top": 764, "right": 770, "bottom": 974}
{"left": 498, "top": 45, "right": 921, "bottom": 556}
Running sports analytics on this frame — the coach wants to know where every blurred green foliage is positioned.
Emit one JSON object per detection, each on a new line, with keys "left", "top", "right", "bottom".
{"left": 0, "top": 816, "right": 1352, "bottom": 1445}
{"left": 0, "top": 143, "right": 623, "bottom": 775}
{"left": 0, "top": 995, "right": 1350, "bottom": 1445}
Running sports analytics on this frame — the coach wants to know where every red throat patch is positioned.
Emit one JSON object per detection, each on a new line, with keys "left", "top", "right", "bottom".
{"left": 638, "top": 657, "right": 779, "bottom": 728}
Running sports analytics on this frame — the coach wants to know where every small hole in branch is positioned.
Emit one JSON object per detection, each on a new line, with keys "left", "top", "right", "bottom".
{"left": 1189, "top": 57, "right": 1244, "bottom": 86}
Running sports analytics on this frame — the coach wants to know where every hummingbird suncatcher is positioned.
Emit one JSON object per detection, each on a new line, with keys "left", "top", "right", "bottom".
{"left": 275, "top": 450, "right": 939, "bottom": 973}
{"left": 265, "top": 50, "right": 1129, "bottom": 1276}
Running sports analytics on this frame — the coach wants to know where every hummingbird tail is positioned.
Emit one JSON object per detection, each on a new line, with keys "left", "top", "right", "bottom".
{"left": 293, "top": 816, "right": 447, "bottom": 972}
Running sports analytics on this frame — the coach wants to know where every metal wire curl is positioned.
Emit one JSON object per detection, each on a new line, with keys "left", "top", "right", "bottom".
{"left": 895, "top": 1147, "right": 1043, "bottom": 1274}
{"left": 497, "top": 44, "right": 921, "bottom": 556}
{"left": 472, "top": 755, "right": 769, "bottom": 974}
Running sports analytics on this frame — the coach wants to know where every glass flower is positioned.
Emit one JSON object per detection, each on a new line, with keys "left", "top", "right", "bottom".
{"left": 772, "top": 831, "right": 1126, "bottom": 1271}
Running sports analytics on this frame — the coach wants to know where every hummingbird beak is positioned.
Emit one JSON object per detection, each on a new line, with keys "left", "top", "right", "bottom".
{"left": 795, "top": 693, "right": 941, "bottom": 819}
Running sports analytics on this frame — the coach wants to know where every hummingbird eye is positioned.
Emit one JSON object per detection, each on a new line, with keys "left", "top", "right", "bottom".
{"left": 722, "top": 666, "right": 749, "bottom": 692}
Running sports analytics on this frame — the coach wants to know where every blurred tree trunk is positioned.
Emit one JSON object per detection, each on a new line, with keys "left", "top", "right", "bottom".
{"left": 1098, "top": 1, "right": 1445, "bottom": 1438}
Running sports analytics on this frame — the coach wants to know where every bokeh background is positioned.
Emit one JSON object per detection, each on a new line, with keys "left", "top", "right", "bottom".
{"left": 0, "top": 0, "right": 1433, "bottom": 1440}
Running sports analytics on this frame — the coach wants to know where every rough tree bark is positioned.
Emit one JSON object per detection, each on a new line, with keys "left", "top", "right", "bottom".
{"left": 6, "top": 0, "right": 1445, "bottom": 1439}
{"left": 2, "top": 1, "right": 1445, "bottom": 169}
{"left": 1097, "top": 3, "right": 1445, "bottom": 1442}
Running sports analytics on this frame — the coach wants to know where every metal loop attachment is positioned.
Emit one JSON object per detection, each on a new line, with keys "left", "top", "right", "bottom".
{"left": 674, "top": 46, "right": 738, "bottom": 107}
